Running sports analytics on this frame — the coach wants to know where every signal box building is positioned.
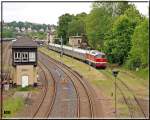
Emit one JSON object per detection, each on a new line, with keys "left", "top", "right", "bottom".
{"left": 12, "top": 37, "right": 38, "bottom": 87}
{"left": 69, "top": 36, "right": 83, "bottom": 48}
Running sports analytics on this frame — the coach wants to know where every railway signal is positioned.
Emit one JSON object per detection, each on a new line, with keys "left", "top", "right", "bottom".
{"left": 112, "top": 69, "right": 119, "bottom": 117}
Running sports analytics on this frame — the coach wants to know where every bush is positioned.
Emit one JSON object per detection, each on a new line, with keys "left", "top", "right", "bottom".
{"left": 126, "top": 56, "right": 141, "bottom": 70}
{"left": 126, "top": 18, "right": 149, "bottom": 70}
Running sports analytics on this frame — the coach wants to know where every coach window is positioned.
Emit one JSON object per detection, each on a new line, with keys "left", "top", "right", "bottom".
{"left": 22, "top": 52, "right": 28, "bottom": 62}
{"left": 14, "top": 52, "right": 21, "bottom": 62}
{"left": 29, "top": 52, "right": 36, "bottom": 62}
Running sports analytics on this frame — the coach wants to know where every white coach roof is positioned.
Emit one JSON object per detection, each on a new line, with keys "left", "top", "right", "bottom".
{"left": 49, "top": 43, "right": 105, "bottom": 55}
{"left": 49, "top": 43, "right": 88, "bottom": 54}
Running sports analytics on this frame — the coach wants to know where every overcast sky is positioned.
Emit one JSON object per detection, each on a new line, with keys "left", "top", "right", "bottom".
{"left": 2, "top": 1, "right": 149, "bottom": 25}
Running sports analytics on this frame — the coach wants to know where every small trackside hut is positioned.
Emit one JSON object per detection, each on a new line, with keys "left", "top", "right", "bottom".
{"left": 12, "top": 37, "right": 38, "bottom": 87}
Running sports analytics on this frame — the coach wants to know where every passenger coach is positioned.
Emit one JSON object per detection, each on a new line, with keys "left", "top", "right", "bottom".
{"left": 48, "top": 43, "right": 107, "bottom": 69}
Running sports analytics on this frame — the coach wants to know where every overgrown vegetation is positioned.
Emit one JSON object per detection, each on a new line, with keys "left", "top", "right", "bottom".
{"left": 27, "top": 32, "right": 47, "bottom": 39}
{"left": 126, "top": 18, "right": 149, "bottom": 70}
{"left": 1, "top": 28, "right": 16, "bottom": 38}
{"left": 3, "top": 97, "right": 24, "bottom": 118}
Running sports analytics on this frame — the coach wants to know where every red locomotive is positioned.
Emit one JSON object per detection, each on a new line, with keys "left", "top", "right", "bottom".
{"left": 86, "top": 50, "right": 107, "bottom": 68}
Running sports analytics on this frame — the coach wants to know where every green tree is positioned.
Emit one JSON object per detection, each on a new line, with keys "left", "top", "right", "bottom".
{"left": 42, "top": 24, "right": 47, "bottom": 32}
{"left": 24, "top": 22, "right": 32, "bottom": 30}
{"left": 104, "top": 4, "right": 143, "bottom": 65}
{"left": 18, "top": 21, "right": 24, "bottom": 31}
{"left": 27, "top": 31, "right": 46, "bottom": 40}
{"left": 68, "top": 18, "right": 85, "bottom": 36}
{"left": 126, "top": 18, "right": 149, "bottom": 69}
{"left": 104, "top": 15, "right": 134, "bottom": 64}
{"left": 57, "top": 13, "right": 74, "bottom": 44}
{"left": 124, "top": 4, "right": 143, "bottom": 27}
{"left": 86, "top": 5, "right": 112, "bottom": 49}
{"left": 8, "top": 21, "right": 17, "bottom": 28}
{"left": 92, "top": 1, "right": 130, "bottom": 17}
{"left": 2, "top": 28, "right": 15, "bottom": 38}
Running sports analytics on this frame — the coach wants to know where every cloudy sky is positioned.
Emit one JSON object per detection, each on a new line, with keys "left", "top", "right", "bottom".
{"left": 2, "top": 0, "right": 149, "bottom": 25}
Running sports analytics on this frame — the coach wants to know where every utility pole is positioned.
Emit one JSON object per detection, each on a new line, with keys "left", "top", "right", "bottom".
{"left": 112, "top": 69, "right": 119, "bottom": 118}
{"left": 60, "top": 36, "right": 63, "bottom": 57}
{"left": 72, "top": 43, "right": 74, "bottom": 64}
{"left": 87, "top": 47, "right": 91, "bottom": 71}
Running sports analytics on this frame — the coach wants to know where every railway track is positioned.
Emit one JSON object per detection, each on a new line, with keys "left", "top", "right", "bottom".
{"left": 100, "top": 70, "right": 147, "bottom": 118}
{"left": 117, "top": 78, "right": 147, "bottom": 118}
{"left": 38, "top": 53, "right": 79, "bottom": 118}
{"left": 38, "top": 51, "right": 97, "bottom": 118}
{"left": 35, "top": 55, "right": 79, "bottom": 118}
{"left": 32, "top": 61, "right": 56, "bottom": 118}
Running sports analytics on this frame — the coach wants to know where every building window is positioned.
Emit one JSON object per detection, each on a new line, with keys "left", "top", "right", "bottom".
{"left": 29, "top": 52, "right": 36, "bottom": 62}
{"left": 14, "top": 52, "right": 21, "bottom": 62}
{"left": 22, "top": 52, "right": 28, "bottom": 62}
{"left": 78, "top": 40, "right": 80, "bottom": 44}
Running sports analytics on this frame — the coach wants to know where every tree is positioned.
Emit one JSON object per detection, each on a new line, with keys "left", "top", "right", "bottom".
{"left": 68, "top": 19, "right": 84, "bottom": 36}
{"left": 86, "top": 5, "right": 112, "bottom": 49}
{"left": 126, "top": 18, "right": 149, "bottom": 69}
{"left": 103, "top": 4, "right": 143, "bottom": 65}
{"left": 68, "top": 13, "right": 87, "bottom": 36}
{"left": 42, "top": 24, "right": 47, "bottom": 32}
{"left": 2, "top": 28, "right": 15, "bottom": 38}
{"left": 85, "top": 2, "right": 132, "bottom": 50}
{"left": 8, "top": 21, "right": 17, "bottom": 28}
{"left": 124, "top": 4, "right": 143, "bottom": 27}
{"left": 57, "top": 13, "right": 74, "bottom": 44}
{"left": 18, "top": 21, "right": 24, "bottom": 31}
{"left": 24, "top": 22, "right": 32, "bottom": 30}
{"left": 104, "top": 15, "right": 134, "bottom": 64}
{"left": 92, "top": 1, "right": 130, "bottom": 17}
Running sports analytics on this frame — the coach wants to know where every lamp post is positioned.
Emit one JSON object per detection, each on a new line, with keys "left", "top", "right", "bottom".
{"left": 112, "top": 69, "right": 119, "bottom": 118}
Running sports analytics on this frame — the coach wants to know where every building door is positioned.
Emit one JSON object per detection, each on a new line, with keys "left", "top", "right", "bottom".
{"left": 21, "top": 75, "right": 28, "bottom": 87}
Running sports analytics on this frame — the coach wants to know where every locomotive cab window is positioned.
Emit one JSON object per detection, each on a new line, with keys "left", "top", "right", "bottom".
{"left": 96, "top": 54, "right": 105, "bottom": 58}
{"left": 29, "top": 52, "right": 36, "bottom": 62}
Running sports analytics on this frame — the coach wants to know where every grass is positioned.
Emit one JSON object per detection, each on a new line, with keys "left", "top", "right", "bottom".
{"left": 16, "top": 86, "right": 38, "bottom": 92}
{"left": 3, "top": 97, "right": 24, "bottom": 118}
{"left": 134, "top": 67, "right": 149, "bottom": 80}
{"left": 3, "top": 85, "right": 38, "bottom": 118}
{"left": 39, "top": 46, "right": 149, "bottom": 117}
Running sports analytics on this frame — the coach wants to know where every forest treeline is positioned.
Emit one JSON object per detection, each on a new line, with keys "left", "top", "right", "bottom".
{"left": 56, "top": 2, "right": 149, "bottom": 70}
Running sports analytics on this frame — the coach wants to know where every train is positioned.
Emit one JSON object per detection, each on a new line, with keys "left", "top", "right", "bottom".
{"left": 34, "top": 40, "right": 45, "bottom": 46}
{"left": 48, "top": 43, "right": 108, "bottom": 69}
